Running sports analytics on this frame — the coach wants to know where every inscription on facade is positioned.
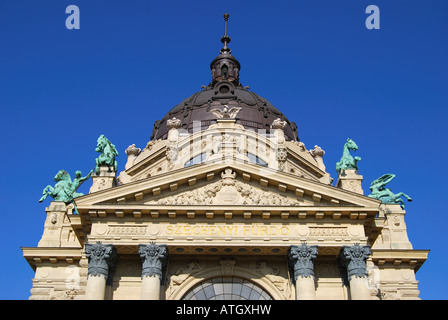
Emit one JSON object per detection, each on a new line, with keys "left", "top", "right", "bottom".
{"left": 166, "top": 224, "right": 290, "bottom": 237}
{"left": 309, "top": 227, "right": 348, "bottom": 237}
{"left": 101, "top": 224, "right": 351, "bottom": 239}
{"left": 107, "top": 225, "right": 147, "bottom": 236}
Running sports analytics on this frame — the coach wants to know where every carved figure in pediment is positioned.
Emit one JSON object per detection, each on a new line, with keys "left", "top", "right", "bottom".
{"left": 156, "top": 169, "right": 304, "bottom": 206}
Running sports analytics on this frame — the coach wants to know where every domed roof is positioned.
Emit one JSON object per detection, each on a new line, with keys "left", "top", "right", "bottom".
{"left": 150, "top": 14, "right": 299, "bottom": 142}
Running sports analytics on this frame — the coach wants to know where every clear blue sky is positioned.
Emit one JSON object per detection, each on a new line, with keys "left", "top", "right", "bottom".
{"left": 0, "top": 0, "right": 446, "bottom": 300}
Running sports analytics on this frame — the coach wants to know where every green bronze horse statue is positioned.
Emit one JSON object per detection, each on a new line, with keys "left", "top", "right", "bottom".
{"left": 368, "top": 174, "right": 412, "bottom": 209}
{"left": 39, "top": 169, "right": 92, "bottom": 204}
{"left": 336, "top": 138, "right": 361, "bottom": 174}
{"left": 94, "top": 134, "right": 118, "bottom": 175}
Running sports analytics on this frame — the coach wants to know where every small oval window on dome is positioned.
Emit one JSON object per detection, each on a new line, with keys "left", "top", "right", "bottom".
{"left": 219, "top": 85, "right": 230, "bottom": 94}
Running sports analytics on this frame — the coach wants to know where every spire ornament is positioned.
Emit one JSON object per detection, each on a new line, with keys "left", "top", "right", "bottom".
{"left": 220, "top": 13, "right": 231, "bottom": 54}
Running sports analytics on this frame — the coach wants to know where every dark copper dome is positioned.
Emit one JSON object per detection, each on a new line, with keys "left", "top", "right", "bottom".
{"left": 150, "top": 14, "right": 298, "bottom": 142}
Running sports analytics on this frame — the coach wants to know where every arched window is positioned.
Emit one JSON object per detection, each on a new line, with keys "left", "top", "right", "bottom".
{"left": 182, "top": 277, "right": 272, "bottom": 300}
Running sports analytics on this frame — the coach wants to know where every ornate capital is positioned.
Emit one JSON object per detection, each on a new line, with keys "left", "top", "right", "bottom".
{"left": 340, "top": 244, "right": 371, "bottom": 281}
{"left": 139, "top": 243, "right": 169, "bottom": 282}
{"left": 288, "top": 244, "right": 318, "bottom": 282}
{"left": 85, "top": 242, "right": 117, "bottom": 279}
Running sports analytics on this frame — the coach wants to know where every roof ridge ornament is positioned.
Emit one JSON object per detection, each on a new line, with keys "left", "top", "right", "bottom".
{"left": 220, "top": 13, "right": 231, "bottom": 54}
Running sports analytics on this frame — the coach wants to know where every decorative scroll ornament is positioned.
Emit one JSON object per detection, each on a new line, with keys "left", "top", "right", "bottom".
{"left": 138, "top": 243, "right": 169, "bottom": 282}
{"left": 288, "top": 244, "right": 318, "bottom": 282}
{"left": 85, "top": 242, "right": 117, "bottom": 278}
{"left": 340, "top": 244, "right": 371, "bottom": 281}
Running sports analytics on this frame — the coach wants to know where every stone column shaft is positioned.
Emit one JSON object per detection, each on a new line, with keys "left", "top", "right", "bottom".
{"left": 288, "top": 244, "right": 318, "bottom": 300}
{"left": 141, "top": 276, "right": 161, "bottom": 300}
{"left": 139, "top": 243, "right": 168, "bottom": 300}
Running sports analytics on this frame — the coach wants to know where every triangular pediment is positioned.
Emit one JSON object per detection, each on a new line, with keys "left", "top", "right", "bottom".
{"left": 75, "top": 162, "right": 380, "bottom": 210}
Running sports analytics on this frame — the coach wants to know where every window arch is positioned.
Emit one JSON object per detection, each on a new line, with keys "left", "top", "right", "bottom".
{"left": 182, "top": 276, "right": 273, "bottom": 300}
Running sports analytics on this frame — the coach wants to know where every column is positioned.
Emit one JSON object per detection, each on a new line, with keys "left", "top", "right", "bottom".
{"left": 340, "top": 244, "right": 371, "bottom": 300}
{"left": 288, "top": 244, "right": 318, "bottom": 300}
{"left": 84, "top": 242, "right": 117, "bottom": 300}
{"left": 139, "top": 243, "right": 169, "bottom": 300}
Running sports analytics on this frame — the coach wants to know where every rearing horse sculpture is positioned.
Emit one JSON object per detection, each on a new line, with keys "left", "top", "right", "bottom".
{"left": 39, "top": 169, "right": 91, "bottom": 204}
{"left": 368, "top": 174, "right": 412, "bottom": 209}
{"left": 94, "top": 134, "right": 118, "bottom": 175}
{"left": 336, "top": 138, "right": 361, "bottom": 174}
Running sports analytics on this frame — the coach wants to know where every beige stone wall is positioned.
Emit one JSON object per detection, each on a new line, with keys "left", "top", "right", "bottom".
{"left": 22, "top": 120, "right": 428, "bottom": 300}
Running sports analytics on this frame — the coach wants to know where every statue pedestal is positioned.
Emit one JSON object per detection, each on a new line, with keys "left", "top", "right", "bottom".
{"left": 336, "top": 169, "right": 363, "bottom": 195}
{"left": 372, "top": 204, "right": 413, "bottom": 250}
{"left": 38, "top": 202, "right": 70, "bottom": 247}
{"left": 90, "top": 166, "right": 117, "bottom": 193}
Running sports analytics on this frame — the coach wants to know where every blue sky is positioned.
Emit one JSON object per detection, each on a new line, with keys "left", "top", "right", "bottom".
{"left": 0, "top": 0, "right": 446, "bottom": 300}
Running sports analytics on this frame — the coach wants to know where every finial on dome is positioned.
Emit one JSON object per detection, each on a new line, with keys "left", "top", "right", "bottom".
{"left": 220, "top": 13, "right": 231, "bottom": 54}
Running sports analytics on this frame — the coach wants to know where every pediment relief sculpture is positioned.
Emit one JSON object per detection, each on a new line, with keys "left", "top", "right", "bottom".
{"left": 152, "top": 169, "right": 328, "bottom": 207}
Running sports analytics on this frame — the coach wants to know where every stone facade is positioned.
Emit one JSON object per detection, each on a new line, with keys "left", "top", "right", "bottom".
{"left": 22, "top": 118, "right": 428, "bottom": 300}
{"left": 22, "top": 15, "right": 428, "bottom": 300}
